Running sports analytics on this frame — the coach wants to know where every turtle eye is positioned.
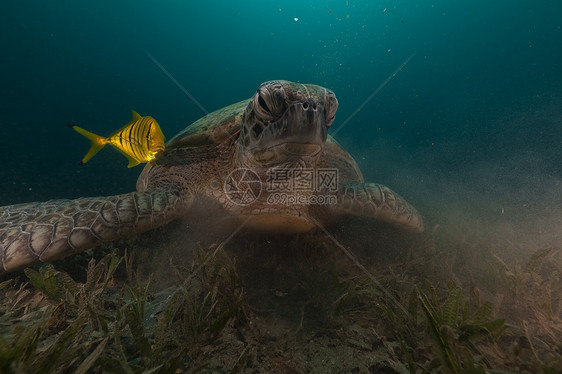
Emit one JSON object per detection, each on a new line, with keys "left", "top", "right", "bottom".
{"left": 325, "top": 109, "right": 336, "bottom": 127}
{"left": 257, "top": 93, "right": 270, "bottom": 113}
{"left": 324, "top": 90, "right": 338, "bottom": 127}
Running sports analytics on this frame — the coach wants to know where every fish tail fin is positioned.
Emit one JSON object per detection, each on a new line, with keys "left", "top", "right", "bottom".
{"left": 66, "top": 124, "right": 108, "bottom": 164}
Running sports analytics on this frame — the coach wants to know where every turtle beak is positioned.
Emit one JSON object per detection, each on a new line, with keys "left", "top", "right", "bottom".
{"left": 258, "top": 98, "right": 328, "bottom": 149}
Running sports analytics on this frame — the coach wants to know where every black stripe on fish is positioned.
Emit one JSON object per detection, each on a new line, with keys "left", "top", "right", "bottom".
{"left": 139, "top": 119, "right": 150, "bottom": 154}
{"left": 133, "top": 120, "right": 146, "bottom": 158}
{"left": 134, "top": 118, "right": 143, "bottom": 145}
{"left": 141, "top": 118, "right": 150, "bottom": 143}
{"left": 129, "top": 122, "right": 139, "bottom": 158}
{"left": 146, "top": 124, "right": 152, "bottom": 147}
{"left": 138, "top": 118, "right": 150, "bottom": 155}
{"left": 127, "top": 123, "right": 139, "bottom": 159}
{"left": 117, "top": 128, "right": 129, "bottom": 155}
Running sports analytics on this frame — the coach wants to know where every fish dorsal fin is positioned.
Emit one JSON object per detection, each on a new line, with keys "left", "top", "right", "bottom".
{"left": 110, "top": 110, "right": 143, "bottom": 137}
{"left": 131, "top": 110, "right": 142, "bottom": 122}
{"left": 120, "top": 110, "right": 142, "bottom": 128}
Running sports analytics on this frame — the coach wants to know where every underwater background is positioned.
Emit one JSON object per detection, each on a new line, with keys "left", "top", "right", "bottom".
{"left": 0, "top": 1, "right": 560, "bottom": 248}
{"left": 1, "top": 0, "right": 561, "bottom": 251}
{"left": 1, "top": 1, "right": 562, "bottom": 371}
{"left": 1, "top": 1, "right": 560, "bottom": 196}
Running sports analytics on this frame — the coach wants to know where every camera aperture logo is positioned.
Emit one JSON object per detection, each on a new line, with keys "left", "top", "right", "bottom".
{"left": 224, "top": 168, "right": 262, "bottom": 206}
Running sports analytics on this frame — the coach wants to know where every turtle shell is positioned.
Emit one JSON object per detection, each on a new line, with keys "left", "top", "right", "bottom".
{"left": 166, "top": 99, "right": 249, "bottom": 150}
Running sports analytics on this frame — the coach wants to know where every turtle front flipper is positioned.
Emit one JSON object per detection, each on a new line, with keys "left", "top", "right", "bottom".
{"left": 0, "top": 189, "right": 187, "bottom": 274}
{"left": 326, "top": 183, "right": 424, "bottom": 233}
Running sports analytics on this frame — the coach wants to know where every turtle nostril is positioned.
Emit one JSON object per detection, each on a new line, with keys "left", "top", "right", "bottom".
{"left": 302, "top": 99, "right": 317, "bottom": 111}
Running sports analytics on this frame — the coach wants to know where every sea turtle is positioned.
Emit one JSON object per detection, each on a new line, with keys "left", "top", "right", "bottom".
{"left": 0, "top": 80, "right": 423, "bottom": 275}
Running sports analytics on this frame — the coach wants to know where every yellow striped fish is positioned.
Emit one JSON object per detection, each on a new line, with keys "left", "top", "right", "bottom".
{"left": 67, "top": 110, "right": 165, "bottom": 168}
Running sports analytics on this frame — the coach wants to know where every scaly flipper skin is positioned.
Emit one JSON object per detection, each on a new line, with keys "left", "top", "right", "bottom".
{"left": 332, "top": 183, "right": 424, "bottom": 232}
{"left": 0, "top": 190, "right": 186, "bottom": 274}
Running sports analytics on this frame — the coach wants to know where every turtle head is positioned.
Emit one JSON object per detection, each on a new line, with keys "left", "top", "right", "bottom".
{"left": 237, "top": 80, "right": 338, "bottom": 167}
